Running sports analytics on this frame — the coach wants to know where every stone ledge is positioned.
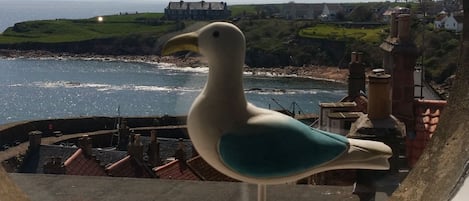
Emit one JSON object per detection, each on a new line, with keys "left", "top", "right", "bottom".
{"left": 10, "top": 173, "right": 359, "bottom": 201}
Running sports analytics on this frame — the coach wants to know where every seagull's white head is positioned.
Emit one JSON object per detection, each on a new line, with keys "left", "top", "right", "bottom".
{"left": 162, "top": 22, "right": 246, "bottom": 70}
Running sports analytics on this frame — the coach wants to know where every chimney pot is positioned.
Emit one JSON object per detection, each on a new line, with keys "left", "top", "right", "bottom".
{"left": 348, "top": 51, "right": 366, "bottom": 98}
{"left": 357, "top": 52, "right": 363, "bottom": 63}
{"left": 128, "top": 134, "right": 144, "bottom": 161}
{"left": 390, "top": 13, "right": 398, "bottom": 37}
{"left": 117, "top": 119, "right": 130, "bottom": 151}
{"left": 398, "top": 14, "right": 411, "bottom": 42}
{"left": 79, "top": 135, "right": 93, "bottom": 157}
{"left": 150, "top": 130, "right": 157, "bottom": 142}
{"left": 148, "top": 130, "right": 161, "bottom": 166}
{"left": 175, "top": 138, "right": 187, "bottom": 171}
{"left": 28, "top": 130, "right": 42, "bottom": 151}
{"left": 351, "top": 52, "right": 357, "bottom": 63}
{"left": 368, "top": 69, "right": 392, "bottom": 119}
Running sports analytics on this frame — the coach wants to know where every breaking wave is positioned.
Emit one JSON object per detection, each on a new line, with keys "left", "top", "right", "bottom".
{"left": 156, "top": 63, "right": 209, "bottom": 74}
{"left": 7, "top": 81, "right": 343, "bottom": 96}
{"left": 10, "top": 81, "right": 201, "bottom": 93}
{"left": 245, "top": 88, "right": 343, "bottom": 95}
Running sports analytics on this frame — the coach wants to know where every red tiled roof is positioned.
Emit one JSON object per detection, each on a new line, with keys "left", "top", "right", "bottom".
{"left": 105, "top": 156, "right": 155, "bottom": 178}
{"left": 154, "top": 159, "right": 200, "bottom": 180}
{"left": 406, "top": 99, "right": 447, "bottom": 168}
{"left": 63, "top": 149, "right": 107, "bottom": 176}
{"left": 186, "top": 156, "right": 238, "bottom": 182}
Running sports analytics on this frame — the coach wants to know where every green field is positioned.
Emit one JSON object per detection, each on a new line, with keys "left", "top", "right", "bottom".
{"left": 229, "top": 5, "right": 257, "bottom": 17}
{"left": 0, "top": 13, "right": 172, "bottom": 44}
{"left": 299, "top": 24, "right": 385, "bottom": 43}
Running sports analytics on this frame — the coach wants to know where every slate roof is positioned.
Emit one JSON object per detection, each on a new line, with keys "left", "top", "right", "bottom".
{"left": 63, "top": 149, "right": 107, "bottom": 176}
{"left": 105, "top": 156, "right": 156, "bottom": 178}
{"left": 19, "top": 145, "right": 77, "bottom": 173}
{"left": 154, "top": 159, "right": 200, "bottom": 180}
{"left": 406, "top": 99, "right": 447, "bottom": 168}
{"left": 167, "top": 1, "right": 226, "bottom": 10}
{"left": 92, "top": 148, "right": 127, "bottom": 167}
{"left": 143, "top": 137, "right": 194, "bottom": 162}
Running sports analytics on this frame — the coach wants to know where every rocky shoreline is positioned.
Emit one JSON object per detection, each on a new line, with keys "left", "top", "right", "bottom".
{"left": 0, "top": 49, "right": 349, "bottom": 83}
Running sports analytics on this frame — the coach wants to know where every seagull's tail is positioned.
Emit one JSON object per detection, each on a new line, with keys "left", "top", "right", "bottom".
{"left": 324, "top": 139, "right": 393, "bottom": 170}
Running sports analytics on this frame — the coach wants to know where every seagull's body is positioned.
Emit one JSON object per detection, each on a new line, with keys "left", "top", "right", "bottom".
{"left": 163, "top": 22, "right": 392, "bottom": 185}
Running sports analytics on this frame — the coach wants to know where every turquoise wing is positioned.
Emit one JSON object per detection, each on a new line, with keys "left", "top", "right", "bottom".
{"left": 218, "top": 117, "right": 349, "bottom": 178}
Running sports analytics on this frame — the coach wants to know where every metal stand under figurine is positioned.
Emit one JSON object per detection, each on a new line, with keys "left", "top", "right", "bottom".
{"left": 162, "top": 22, "right": 392, "bottom": 201}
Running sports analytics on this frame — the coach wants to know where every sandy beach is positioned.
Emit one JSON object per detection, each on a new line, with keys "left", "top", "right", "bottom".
{"left": 0, "top": 49, "right": 349, "bottom": 83}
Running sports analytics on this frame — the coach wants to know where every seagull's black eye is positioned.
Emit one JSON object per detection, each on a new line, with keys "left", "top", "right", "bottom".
{"left": 212, "top": 31, "right": 220, "bottom": 38}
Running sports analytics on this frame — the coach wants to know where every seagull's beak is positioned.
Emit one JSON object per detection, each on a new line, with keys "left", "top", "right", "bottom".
{"left": 161, "top": 32, "right": 199, "bottom": 55}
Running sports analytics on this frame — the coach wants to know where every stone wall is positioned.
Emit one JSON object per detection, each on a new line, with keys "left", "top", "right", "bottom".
{"left": 0, "top": 116, "right": 187, "bottom": 148}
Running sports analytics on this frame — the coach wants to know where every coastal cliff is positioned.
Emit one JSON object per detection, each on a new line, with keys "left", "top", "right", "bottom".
{"left": 0, "top": 36, "right": 348, "bottom": 69}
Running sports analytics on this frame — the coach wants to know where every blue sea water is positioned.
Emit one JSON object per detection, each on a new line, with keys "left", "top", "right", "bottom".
{"left": 0, "top": 58, "right": 346, "bottom": 125}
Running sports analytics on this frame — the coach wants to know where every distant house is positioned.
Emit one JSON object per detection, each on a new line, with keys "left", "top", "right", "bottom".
{"left": 434, "top": 11, "right": 464, "bottom": 32}
{"left": 382, "top": 6, "right": 410, "bottom": 23}
{"left": 319, "top": 4, "right": 344, "bottom": 21}
{"left": 280, "top": 2, "right": 322, "bottom": 20}
{"left": 434, "top": 11, "right": 448, "bottom": 29}
{"left": 280, "top": 3, "right": 354, "bottom": 21}
{"left": 444, "top": 13, "right": 463, "bottom": 32}
{"left": 164, "top": 1, "right": 231, "bottom": 20}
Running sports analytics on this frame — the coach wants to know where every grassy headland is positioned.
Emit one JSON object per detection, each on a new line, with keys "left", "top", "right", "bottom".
{"left": 0, "top": 12, "right": 385, "bottom": 68}
{"left": 0, "top": 13, "right": 170, "bottom": 43}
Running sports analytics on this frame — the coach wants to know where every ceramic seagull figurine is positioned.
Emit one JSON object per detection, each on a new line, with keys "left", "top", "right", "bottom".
{"left": 162, "top": 22, "right": 392, "bottom": 200}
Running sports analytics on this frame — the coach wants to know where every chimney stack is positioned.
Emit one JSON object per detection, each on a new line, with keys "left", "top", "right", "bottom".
{"left": 128, "top": 134, "right": 144, "bottom": 161}
{"left": 398, "top": 14, "right": 411, "bottom": 42}
{"left": 147, "top": 130, "right": 161, "bottom": 166}
{"left": 390, "top": 13, "right": 398, "bottom": 37}
{"left": 348, "top": 52, "right": 366, "bottom": 98}
{"left": 367, "top": 69, "right": 392, "bottom": 120}
{"left": 348, "top": 70, "right": 405, "bottom": 173}
{"left": 78, "top": 135, "right": 93, "bottom": 157}
{"left": 174, "top": 138, "right": 187, "bottom": 172}
{"left": 380, "top": 12, "right": 418, "bottom": 131}
{"left": 28, "top": 131, "right": 42, "bottom": 151}
{"left": 117, "top": 119, "right": 130, "bottom": 151}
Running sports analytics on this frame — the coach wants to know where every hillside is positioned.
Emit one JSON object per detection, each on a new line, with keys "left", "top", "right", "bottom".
{"left": 0, "top": 13, "right": 185, "bottom": 55}
{"left": 0, "top": 8, "right": 461, "bottom": 84}
{"left": 0, "top": 13, "right": 386, "bottom": 68}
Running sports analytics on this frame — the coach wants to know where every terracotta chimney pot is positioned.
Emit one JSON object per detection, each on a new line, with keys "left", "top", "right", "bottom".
{"left": 368, "top": 69, "right": 392, "bottom": 120}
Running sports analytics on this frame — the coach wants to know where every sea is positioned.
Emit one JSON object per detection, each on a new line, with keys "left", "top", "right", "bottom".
{"left": 0, "top": 58, "right": 346, "bottom": 125}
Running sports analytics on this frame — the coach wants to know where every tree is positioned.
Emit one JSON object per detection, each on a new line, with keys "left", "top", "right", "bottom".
{"left": 347, "top": 5, "right": 372, "bottom": 22}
